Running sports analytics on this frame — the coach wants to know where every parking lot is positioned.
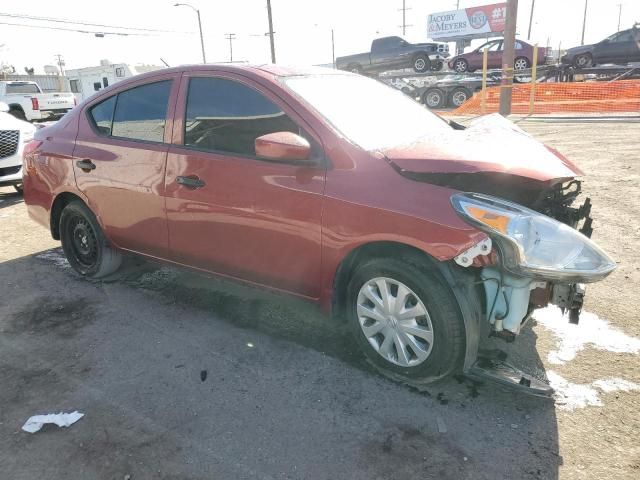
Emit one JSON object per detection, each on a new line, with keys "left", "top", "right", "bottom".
{"left": 1, "top": 119, "right": 639, "bottom": 479}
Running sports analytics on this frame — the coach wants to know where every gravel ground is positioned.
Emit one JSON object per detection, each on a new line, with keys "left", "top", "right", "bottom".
{"left": 0, "top": 120, "right": 638, "bottom": 479}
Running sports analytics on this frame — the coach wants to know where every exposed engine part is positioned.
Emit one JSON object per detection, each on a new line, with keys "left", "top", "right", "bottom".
{"left": 551, "top": 283, "right": 586, "bottom": 324}
{"left": 481, "top": 267, "right": 534, "bottom": 336}
{"left": 454, "top": 238, "right": 492, "bottom": 267}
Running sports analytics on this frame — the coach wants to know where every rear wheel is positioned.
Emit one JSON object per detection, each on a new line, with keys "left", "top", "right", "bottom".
{"left": 9, "top": 108, "right": 27, "bottom": 121}
{"left": 514, "top": 56, "right": 530, "bottom": 71}
{"left": 422, "top": 88, "right": 446, "bottom": 109}
{"left": 346, "top": 257, "right": 465, "bottom": 382}
{"left": 59, "top": 200, "right": 122, "bottom": 278}
{"left": 449, "top": 87, "right": 472, "bottom": 108}
{"left": 412, "top": 55, "right": 430, "bottom": 73}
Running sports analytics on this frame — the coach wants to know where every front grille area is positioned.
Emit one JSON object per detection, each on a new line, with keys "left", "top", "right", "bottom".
{"left": 0, "top": 130, "right": 19, "bottom": 159}
{"left": 0, "top": 165, "right": 21, "bottom": 177}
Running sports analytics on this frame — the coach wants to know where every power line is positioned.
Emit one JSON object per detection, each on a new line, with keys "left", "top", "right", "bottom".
{"left": 0, "top": 12, "right": 177, "bottom": 33}
{"left": 0, "top": 20, "right": 153, "bottom": 36}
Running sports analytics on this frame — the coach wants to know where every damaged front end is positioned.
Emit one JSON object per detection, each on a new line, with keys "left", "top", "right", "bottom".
{"left": 380, "top": 114, "right": 616, "bottom": 395}
{"left": 447, "top": 187, "right": 615, "bottom": 395}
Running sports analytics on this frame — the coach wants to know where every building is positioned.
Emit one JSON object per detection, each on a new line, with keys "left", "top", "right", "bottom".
{"left": 65, "top": 60, "right": 164, "bottom": 101}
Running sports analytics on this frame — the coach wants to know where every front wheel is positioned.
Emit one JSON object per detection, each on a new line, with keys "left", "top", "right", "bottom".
{"left": 452, "top": 58, "right": 469, "bottom": 73}
{"left": 346, "top": 257, "right": 465, "bottom": 383}
{"left": 573, "top": 53, "right": 593, "bottom": 68}
{"left": 60, "top": 200, "right": 122, "bottom": 278}
{"left": 514, "top": 56, "right": 530, "bottom": 71}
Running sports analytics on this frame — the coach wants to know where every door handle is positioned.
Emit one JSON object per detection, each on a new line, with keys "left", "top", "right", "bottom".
{"left": 76, "top": 159, "right": 96, "bottom": 171}
{"left": 176, "top": 175, "right": 205, "bottom": 189}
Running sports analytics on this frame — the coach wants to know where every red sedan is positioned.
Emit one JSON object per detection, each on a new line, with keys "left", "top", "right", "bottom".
{"left": 23, "top": 64, "right": 614, "bottom": 390}
{"left": 448, "top": 39, "right": 547, "bottom": 73}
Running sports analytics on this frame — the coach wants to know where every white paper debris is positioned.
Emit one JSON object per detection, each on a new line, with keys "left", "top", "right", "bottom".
{"left": 36, "top": 250, "right": 70, "bottom": 269}
{"left": 547, "top": 371, "right": 640, "bottom": 411}
{"left": 22, "top": 411, "right": 84, "bottom": 433}
{"left": 534, "top": 306, "right": 640, "bottom": 364}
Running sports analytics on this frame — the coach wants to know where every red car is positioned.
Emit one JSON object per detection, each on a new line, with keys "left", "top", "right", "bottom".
{"left": 23, "top": 64, "right": 614, "bottom": 391}
{"left": 448, "top": 39, "right": 547, "bottom": 73}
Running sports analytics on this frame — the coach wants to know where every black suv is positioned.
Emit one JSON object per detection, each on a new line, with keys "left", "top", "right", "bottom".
{"left": 562, "top": 26, "right": 640, "bottom": 68}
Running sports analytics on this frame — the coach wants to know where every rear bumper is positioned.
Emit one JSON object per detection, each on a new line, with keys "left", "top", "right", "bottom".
{"left": 36, "top": 108, "right": 72, "bottom": 121}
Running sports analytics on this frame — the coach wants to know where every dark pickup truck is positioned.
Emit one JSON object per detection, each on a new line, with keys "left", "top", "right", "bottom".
{"left": 336, "top": 36, "right": 450, "bottom": 74}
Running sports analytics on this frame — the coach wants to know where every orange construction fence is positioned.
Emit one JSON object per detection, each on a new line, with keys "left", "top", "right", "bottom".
{"left": 447, "top": 79, "right": 640, "bottom": 116}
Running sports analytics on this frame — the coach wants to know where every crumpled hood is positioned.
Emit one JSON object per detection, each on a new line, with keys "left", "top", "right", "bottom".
{"left": 377, "top": 114, "right": 582, "bottom": 182}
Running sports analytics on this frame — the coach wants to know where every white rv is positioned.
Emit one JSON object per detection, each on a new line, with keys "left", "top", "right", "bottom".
{"left": 66, "top": 61, "right": 163, "bottom": 102}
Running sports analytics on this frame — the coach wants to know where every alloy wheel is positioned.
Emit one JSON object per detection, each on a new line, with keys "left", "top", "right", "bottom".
{"left": 356, "top": 277, "right": 434, "bottom": 367}
{"left": 451, "top": 91, "right": 469, "bottom": 106}
{"left": 414, "top": 58, "right": 426, "bottom": 71}
{"left": 514, "top": 58, "right": 528, "bottom": 71}
{"left": 454, "top": 60, "right": 467, "bottom": 72}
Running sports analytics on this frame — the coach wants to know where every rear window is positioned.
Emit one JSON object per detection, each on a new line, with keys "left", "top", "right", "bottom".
{"left": 6, "top": 83, "right": 40, "bottom": 94}
{"left": 111, "top": 81, "right": 171, "bottom": 142}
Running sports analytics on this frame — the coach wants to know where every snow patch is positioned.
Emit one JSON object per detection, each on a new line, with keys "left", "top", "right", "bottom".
{"left": 548, "top": 371, "right": 640, "bottom": 411}
{"left": 36, "top": 249, "right": 70, "bottom": 269}
{"left": 534, "top": 306, "right": 640, "bottom": 364}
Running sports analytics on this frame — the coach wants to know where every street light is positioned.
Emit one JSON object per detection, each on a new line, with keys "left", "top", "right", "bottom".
{"left": 174, "top": 3, "right": 206, "bottom": 63}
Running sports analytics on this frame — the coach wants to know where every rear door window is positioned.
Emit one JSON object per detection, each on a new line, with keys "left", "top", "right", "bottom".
{"left": 184, "top": 77, "right": 298, "bottom": 156}
{"left": 89, "top": 96, "right": 116, "bottom": 135}
{"left": 111, "top": 81, "right": 172, "bottom": 142}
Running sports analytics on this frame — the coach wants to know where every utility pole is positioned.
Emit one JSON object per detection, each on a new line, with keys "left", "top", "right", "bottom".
{"left": 54, "top": 54, "right": 66, "bottom": 91}
{"left": 331, "top": 29, "right": 336, "bottom": 68}
{"left": 527, "top": 0, "right": 535, "bottom": 40}
{"left": 581, "top": 0, "right": 588, "bottom": 45}
{"left": 399, "top": 0, "right": 412, "bottom": 36}
{"left": 617, "top": 3, "right": 622, "bottom": 32}
{"left": 266, "top": 0, "right": 276, "bottom": 63}
{"left": 499, "top": 0, "right": 518, "bottom": 116}
{"left": 174, "top": 3, "right": 207, "bottom": 63}
{"left": 224, "top": 33, "right": 236, "bottom": 62}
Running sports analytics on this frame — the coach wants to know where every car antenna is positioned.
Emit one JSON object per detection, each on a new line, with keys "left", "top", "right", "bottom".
{"left": 160, "top": 58, "right": 170, "bottom": 67}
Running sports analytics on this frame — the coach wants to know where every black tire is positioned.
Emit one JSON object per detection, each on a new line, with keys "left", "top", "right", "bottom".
{"left": 449, "top": 87, "right": 472, "bottom": 108}
{"left": 514, "top": 56, "right": 530, "bottom": 71}
{"left": 573, "top": 53, "right": 593, "bottom": 68}
{"left": 59, "top": 200, "right": 122, "bottom": 278}
{"left": 9, "top": 108, "right": 27, "bottom": 121}
{"left": 348, "top": 63, "right": 363, "bottom": 74}
{"left": 412, "top": 54, "right": 431, "bottom": 73}
{"left": 346, "top": 257, "right": 465, "bottom": 383}
{"left": 452, "top": 58, "right": 469, "bottom": 73}
{"left": 13, "top": 183, "right": 23, "bottom": 194}
{"left": 430, "top": 61, "right": 444, "bottom": 72}
{"left": 422, "top": 88, "right": 446, "bottom": 109}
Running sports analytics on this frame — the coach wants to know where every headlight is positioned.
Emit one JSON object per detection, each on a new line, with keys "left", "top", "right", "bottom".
{"left": 451, "top": 192, "right": 616, "bottom": 282}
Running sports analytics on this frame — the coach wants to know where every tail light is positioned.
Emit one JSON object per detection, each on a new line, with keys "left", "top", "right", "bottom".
{"left": 23, "top": 140, "right": 43, "bottom": 176}
{"left": 31, "top": 97, "right": 39, "bottom": 110}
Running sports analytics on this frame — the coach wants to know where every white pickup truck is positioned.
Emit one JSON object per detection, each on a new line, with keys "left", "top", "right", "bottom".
{"left": 0, "top": 81, "right": 76, "bottom": 122}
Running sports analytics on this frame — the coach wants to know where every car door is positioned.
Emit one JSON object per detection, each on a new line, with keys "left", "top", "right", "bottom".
{"left": 488, "top": 40, "right": 504, "bottom": 69}
{"left": 593, "top": 31, "right": 636, "bottom": 63}
{"left": 164, "top": 72, "right": 325, "bottom": 298}
{"left": 73, "top": 73, "right": 180, "bottom": 258}
{"left": 371, "top": 38, "right": 404, "bottom": 69}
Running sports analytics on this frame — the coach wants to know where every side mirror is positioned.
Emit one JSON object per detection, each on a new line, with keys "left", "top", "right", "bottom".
{"left": 255, "top": 131, "right": 311, "bottom": 162}
{"left": 0, "top": 101, "right": 9, "bottom": 113}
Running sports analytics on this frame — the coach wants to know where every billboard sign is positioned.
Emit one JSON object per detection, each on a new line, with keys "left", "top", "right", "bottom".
{"left": 428, "top": 3, "right": 507, "bottom": 40}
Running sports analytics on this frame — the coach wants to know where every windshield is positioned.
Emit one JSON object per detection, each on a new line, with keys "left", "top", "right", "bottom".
{"left": 282, "top": 74, "right": 451, "bottom": 151}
